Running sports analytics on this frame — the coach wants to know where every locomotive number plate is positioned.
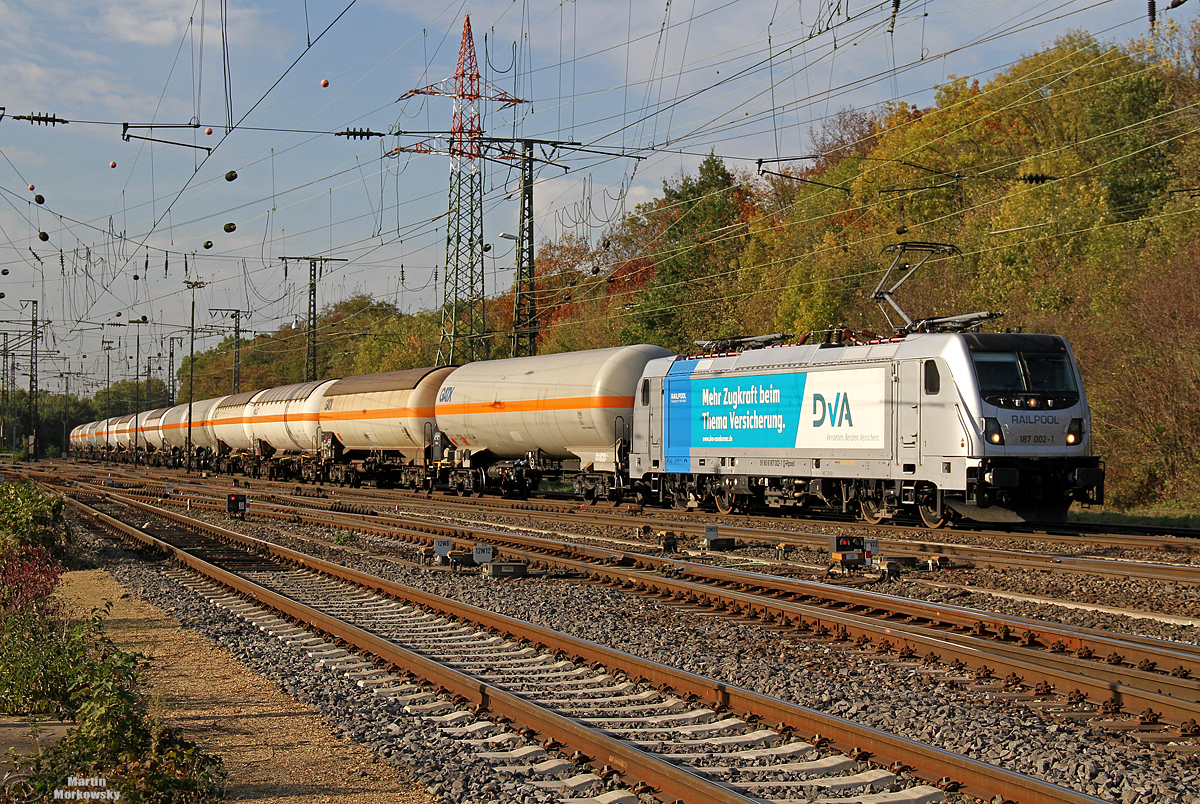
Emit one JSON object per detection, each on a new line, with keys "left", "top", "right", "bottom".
{"left": 1017, "top": 435, "right": 1055, "bottom": 444}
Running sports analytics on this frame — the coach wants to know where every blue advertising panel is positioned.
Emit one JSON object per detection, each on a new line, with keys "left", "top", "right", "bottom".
{"left": 664, "top": 364, "right": 888, "bottom": 469}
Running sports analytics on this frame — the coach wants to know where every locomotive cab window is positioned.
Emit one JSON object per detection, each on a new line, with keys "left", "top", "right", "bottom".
{"left": 923, "top": 361, "right": 940, "bottom": 395}
{"left": 641, "top": 379, "right": 650, "bottom": 406}
{"left": 972, "top": 350, "right": 1079, "bottom": 407}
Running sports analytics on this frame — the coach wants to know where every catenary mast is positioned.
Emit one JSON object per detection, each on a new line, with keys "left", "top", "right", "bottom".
{"left": 400, "top": 17, "right": 525, "bottom": 366}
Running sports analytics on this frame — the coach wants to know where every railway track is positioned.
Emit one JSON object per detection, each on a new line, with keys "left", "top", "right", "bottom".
{"left": 67, "top": 490, "right": 1114, "bottom": 804}
{"left": 62, "top": 477, "right": 1200, "bottom": 732}
{"left": 38, "top": 463, "right": 1200, "bottom": 581}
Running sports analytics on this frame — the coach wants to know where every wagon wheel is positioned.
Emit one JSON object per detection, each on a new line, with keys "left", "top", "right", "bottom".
{"left": 859, "top": 498, "right": 884, "bottom": 526}
{"left": 454, "top": 479, "right": 469, "bottom": 497}
{"left": 634, "top": 484, "right": 651, "bottom": 506}
{"left": 672, "top": 487, "right": 690, "bottom": 511}
{"left": 607, "top": 486, "right": 624, "bottom": 507}
{"left": 917, "top": 486, "right": 946, "bottom": 529}
{"left": 473, "top": 469, "right": 487, "bottom": 497}
{"left": 713, "top": 486, "right": 736, "bottom": 515}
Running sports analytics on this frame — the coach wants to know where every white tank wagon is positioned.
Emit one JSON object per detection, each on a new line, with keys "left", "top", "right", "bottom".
{"left": 317, "top": 367, "right": 454, "bottom": 487}
{"left": 68, "top": 425, "right": 87, "bottom": 455}
{"left": 249, "top": 380, "right": 334, "bottom": 455}
{"left": 209, "top": 390, "right": 271, "bottom": 476}
{"left": 210, "top": 391, "right": 261, "bottom": 455}
{"left": 128, "top": 409, "right": 160, "bottom": 459}
{"left": 186, "top": 396, "right": 228, "bottom": 453}
{"left": 138, "top": 409, "right": 170, "bottom": 452}
{"left": 434, "top": 345, "right": 673, "bottom": 499}
{"left": 158, "top": 397, "right": 227, "bottom": 470}
{"left": 84, "top": 421, "right": 101, "bottom": 449}
{"left": 159, "top": 403, "right": 192, "bottom": 451}
{"left": 112, "top": 414, "right": 137, "bottom": 451}
{"left": 94, "top": 418, "right": 119, "bottom": 451}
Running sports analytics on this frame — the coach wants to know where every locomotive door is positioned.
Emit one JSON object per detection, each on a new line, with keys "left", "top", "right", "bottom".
{"left": 898, "top": 361, "right": 921, "bottom": 471}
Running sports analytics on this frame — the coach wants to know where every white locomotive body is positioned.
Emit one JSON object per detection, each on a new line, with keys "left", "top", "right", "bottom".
{"left": 631, "top": 332, "right": 1102, "bottom": 523}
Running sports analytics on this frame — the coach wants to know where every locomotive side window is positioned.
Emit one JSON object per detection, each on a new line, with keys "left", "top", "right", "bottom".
{"left": 923, "top": 361, "right": 940, "bottom": 395}
{"left": 641, "top": 379, "right": 650, "bottom": 406}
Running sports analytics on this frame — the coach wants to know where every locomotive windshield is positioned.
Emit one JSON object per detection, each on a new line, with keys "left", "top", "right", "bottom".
{"left": 971, "top": 350, "right": 1078, "bottom": 406}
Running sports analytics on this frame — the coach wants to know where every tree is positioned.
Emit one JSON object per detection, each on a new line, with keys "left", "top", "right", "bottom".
{"left": 621, "top": 153, "right": 754, "bottom": 350}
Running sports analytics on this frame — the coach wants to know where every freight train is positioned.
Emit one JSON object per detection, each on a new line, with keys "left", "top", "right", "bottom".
{"left": 72, "top": 329, "right": 1105, "bottom": 526}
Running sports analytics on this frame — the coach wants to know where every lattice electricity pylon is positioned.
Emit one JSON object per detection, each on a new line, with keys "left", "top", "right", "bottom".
{"left": 396, "top": 16, "right": 526, "bottom": 366}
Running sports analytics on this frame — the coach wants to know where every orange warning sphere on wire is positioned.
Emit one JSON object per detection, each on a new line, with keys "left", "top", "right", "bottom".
{"left": 205, "top": 127, "right": 213, "bottom": 135}
{"left": 27, "top": 184, "right": 34, "bottom": 191}
{"left": 109, "top": 161, "right": 117, "bottom": 168}
{"left": 321, "top": 79, "right": 329, "bottom": 87}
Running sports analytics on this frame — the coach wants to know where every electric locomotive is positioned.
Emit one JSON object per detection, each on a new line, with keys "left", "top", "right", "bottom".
{"left": 628, "top": 330, "right": 1103, "bottom": 524}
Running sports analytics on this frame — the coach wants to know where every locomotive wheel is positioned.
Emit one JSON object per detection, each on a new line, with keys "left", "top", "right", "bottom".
{"left": 918, "top": 491, "right": 946, "bottom": 529}
{"left": 714, "top": 487, "right": 735, "bottom": 515}
{"left": 607, "top": 487, "right": 624, "bottom": 507}
{"left": 859, "top": 498, "right": 884, "bottom": 525}
{"left": 672, "top": 488, "right": 689, "bottom": 510}
{"left": 634, "top": 485, "right": 650, "bottom": 506}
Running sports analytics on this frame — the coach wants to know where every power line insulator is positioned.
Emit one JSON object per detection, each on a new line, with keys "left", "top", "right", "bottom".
{"left": 1017, "top": 173, "right": 1056, "bottom": 184}
{"left": 335, "top": 127, "right": 386, "bottom": 140}
{"left": 14, "top": 112, "right": 69, "bottom": 126}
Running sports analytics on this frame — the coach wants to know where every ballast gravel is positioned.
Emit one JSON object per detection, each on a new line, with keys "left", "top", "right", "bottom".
{"left": 91, "top": 507, "right": 1200, "bottom": 804}
{"left": 105, "top": 557, "right": 564, "bottom": 804}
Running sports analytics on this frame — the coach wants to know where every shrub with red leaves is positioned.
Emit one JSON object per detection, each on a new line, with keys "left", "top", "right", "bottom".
{"left": 0, "top": 544, "right": 63, "bottom": 615}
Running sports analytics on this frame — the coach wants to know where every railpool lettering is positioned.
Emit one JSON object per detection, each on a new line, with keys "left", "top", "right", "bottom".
{"left": 1011, "top": 414, "right": 1058, "bottom": 425}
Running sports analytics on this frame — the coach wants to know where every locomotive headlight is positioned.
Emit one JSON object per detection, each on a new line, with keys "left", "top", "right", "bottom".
{"left": 1066, "top": 418, "right": 1085, "bottom": 445}
{"left": 984, "top": 417, "right": 1005, "bottom": 445}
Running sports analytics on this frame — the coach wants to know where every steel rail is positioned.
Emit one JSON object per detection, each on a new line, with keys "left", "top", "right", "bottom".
{"left": 100, "top": 467, "right": 1200, "bottom": 583}
{"left": 66, "top": 496, "right": 756, "bottom": 804}
{"left": 73, "top": 483, "right": 1200, "bottom": 719}
{"left": 65, "top": 492, "right": 1108, "bottom": 804}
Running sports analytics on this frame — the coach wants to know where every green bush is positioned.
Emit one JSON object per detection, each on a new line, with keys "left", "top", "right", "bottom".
{"left": 0, "top": 510, "right": 224, "bottom": 803}
{"left": 0, "top": 481, "right": 72, "bottom": 556}
{"left": 4, "top": 606, "right": 226, "bottom": 803}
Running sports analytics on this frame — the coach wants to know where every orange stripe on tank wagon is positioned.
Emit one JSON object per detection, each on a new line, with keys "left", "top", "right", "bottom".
{"left": 320, "top": 407, "right": 435, "bottom": 422}
{"left": 437, "top": 395, "right": 634, "bottom": 416}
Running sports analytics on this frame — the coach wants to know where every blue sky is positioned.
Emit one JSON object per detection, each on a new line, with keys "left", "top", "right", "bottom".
{"left": 0, "top": 0, "right": 1188, "bottom": 394}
